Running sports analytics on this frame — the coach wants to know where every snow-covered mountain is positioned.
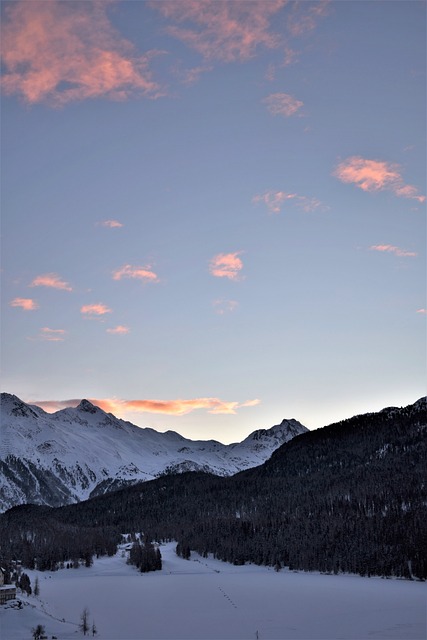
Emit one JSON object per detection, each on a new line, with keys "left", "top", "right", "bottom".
{"left": 0, "top": 393, "right": 307, "bottom": 512}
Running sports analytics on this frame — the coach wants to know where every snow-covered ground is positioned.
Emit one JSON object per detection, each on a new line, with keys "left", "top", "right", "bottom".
{"left": 1, "top": 542, "right": 425, "bottom": 640}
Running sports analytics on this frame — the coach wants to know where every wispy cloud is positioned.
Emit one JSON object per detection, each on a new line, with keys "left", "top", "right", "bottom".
{"left": 30, "top": 273, "right": 72, "bottom": 291}
{"left": 31, "top": 399, "right": 82, "bottom": 413}
{"left": 370, "top": 245, "right": 417, "bottom": 258}
{"left": 152, "top": 0, "right": 285, "bottom": 62}
{"left": 333, "top": 156, "right": 426, "bottom": 203}
{"left": 112, "top": 264, "right": 159, "bottom": 283}
{"left": 416, "top": 308, "right": 426, "bottom": 314}
{"left": 38, "top": 328, "right": 67, "bottom": 342}
{"left": 106, "top": 325, "right": 130, "bottom": 335}
{"left": 209, "top": 252, "right": 244, "bottom": 281}
{"left": 173, "top": 63, "right": 213, "bottom": 85}
{"left": 253, "top": 190, "right": 324, "bottom": 214}
{"left": 212, "top": 299, "right": 239, "bottom": 315}
{"left": 80, "top": 303, "right": 112, "bottom": 316}
{"left": 35, "top": 396, "right": 261, "bottom": 417}
{"left": 287, "top": 1, "right": 330, "bottom": 37}
{"left": 100, "top": 220, "right": 124, "bottom": 228}
{"left": 282, "top": 46, "right": 299, "bottom": 67}
{"left": 263, "top": 92, "right": 303, "bottom": 117}
{"left": 1, "top": 0, "right": 162, "bottom": 106}
{"left": 9, "top": 297, "right": 39, "bottom": 311}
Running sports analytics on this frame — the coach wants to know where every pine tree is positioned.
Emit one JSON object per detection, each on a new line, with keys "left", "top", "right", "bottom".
{"left": 19, "top": 573, "right": 32, "bottom": 595}
{"left": 34, "top": 576, "right": 40, "bottom": 596}
{"left": 32, "top": 624, "right": 45, "bottom": 640}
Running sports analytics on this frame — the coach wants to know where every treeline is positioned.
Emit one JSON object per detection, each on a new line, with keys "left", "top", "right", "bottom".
{"left": 0, "top": 504, "right": 119, "bottom": 571}
{"left": 0, "top": 398, "right": 425, "bottom": 579}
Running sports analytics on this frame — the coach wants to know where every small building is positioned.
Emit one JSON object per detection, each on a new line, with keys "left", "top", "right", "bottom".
{"left": 0, "top": 568, "right": 16, "bottom": 604}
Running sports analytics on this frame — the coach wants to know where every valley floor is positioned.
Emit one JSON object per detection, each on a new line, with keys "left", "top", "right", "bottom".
{"left": 1, "top": 542, "right": 425, "bottom": 640}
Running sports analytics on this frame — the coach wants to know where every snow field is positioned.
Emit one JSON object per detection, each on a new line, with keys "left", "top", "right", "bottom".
{"left": 1, "top": 542, "right": 426, "bottom": 639}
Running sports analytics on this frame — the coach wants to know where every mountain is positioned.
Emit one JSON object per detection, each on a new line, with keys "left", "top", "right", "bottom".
{"left": 0, "top": 392, "right": 307, "bottom": 512}
{"left": 0, "top": 396, "right": 425, "bottom": 579}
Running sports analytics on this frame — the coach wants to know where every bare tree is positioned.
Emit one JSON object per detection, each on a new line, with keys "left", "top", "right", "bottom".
{"left": 80, "top": 606, "right": 90, "bottom": 636}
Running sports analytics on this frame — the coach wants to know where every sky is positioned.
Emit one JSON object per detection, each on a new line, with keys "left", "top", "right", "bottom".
{"left": 1, "top": 0, "right": 425, "bottom": 444}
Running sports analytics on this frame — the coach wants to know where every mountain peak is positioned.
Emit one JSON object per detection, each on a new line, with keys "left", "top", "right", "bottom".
{"left": 0, "top": 392, "right": 39, "bottom": 419}
{"left": 244, "top": 418, "right": 308, "bottom": 445}
{"left": 76, "top": 399, "right": 101, "bottom": 414}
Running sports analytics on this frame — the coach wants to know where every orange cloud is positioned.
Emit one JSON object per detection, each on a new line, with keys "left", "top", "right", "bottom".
{"left": 253, "top": 190, "right": 324, "bottom": 214}
{"left": 112, "top": 264, "right": 159, "bottom": 283}
{"left": 1, "top": 1, "right": 161, "bottom": 106}
{"left": 100, "top": 220, "right": 124, "bottom": 228}
{"left": 33, "top": 399, "right": 82, "bottom": 412}
{"left": 152, "top": 0, "right": 285, "bottom": 62}
{"left": 213, "top": 299, "right": 239, "bottom": 315}
{"left": 209, "top": 252, "right": 244, "bottom": 281}
{"left": 30, "top": 273, "right": 72, "bottom": 291}
{"left": 35, "top": 396, "right": 260, "bottom": 417}
{"left": 333, "top": 156, "right": 425, "bottom": 202}
{"left": 370, "top": 245, "right": 417, "bottom": 258}
{"left": 263, "top": 92, "right": 303, "bottom": 117}
{"left": 80, "top": 303, "right": 112, "bottom": 316}
{"left": 9, "top": 297, "right": 39, "bottom": 311}
{"left": 39, "top": 327, "right": 67, "bottom": 342}
{"left": 106, "top": 325, "right": 130, "bottom": 335}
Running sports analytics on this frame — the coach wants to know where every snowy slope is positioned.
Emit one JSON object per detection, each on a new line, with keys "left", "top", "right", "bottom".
{"left": 0, "top": 393, "right": 307, "bottom": 511}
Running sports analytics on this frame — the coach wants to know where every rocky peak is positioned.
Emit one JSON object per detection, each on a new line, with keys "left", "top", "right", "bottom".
{"left": 76, "top": 399, "right": 100, "bottom": 414}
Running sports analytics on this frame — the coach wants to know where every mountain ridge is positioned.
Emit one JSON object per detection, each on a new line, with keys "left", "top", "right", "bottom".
{"left": 0, "top": 392, "right": 307, "bottom": 512}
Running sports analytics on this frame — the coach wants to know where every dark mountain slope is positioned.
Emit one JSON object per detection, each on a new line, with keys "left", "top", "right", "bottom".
{"left": 1, "top": 397, "right": 425, "bottom": 578}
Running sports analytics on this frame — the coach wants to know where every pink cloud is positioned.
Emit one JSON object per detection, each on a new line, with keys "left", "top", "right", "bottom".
{"left": 35, "top": 396, "right": 260, "bottom": 417}
{"left": 253, "top": 190, "right": 292, "bottom": 213}
{"left": 9, "top": 297, "right": 39, "bottom": 311}
{"left": 370, "top": 245, "right": 417, "bottom": 258}
{"left": 253, "top": 190, "right": 324, "bottom": 214}
{"left": 283, "top": 46, "right": 299, "bottom": 67}
{"left": 39, "top": 327, "right": 67, "bottom": 342}
{"left": 173, "top": 63, "right": 213, "bottom": 85}
{"left": 287, "top": 1, "right": 330, "bottom": 37}
{"left": 209, "top": 252, "right": 244, "bottom": 281}
{"left": 106, "top": 325, "right": 130, "bottom": 335}
{"left": 333, "top": 156, "right": 425, "bottom": 202}
{"left": 416, "top": 308, "right": 427, "bottom": 314}
{"left": 80, "top": 303, "right": 112, "bottom": 316}
{"left": 30, "top": 273, "right": 72, "bottom": 291}
{"left": 112, "top": 264, "right": 159, "bottom": 283}
{"left": 152, "top": 0, "right": 285, "bottom": 62}
{"left": 100, "top": 220, "right": 124, "bottom": 228}
{"left": 263, "top": 92, "right": 303, "bottom": 117}
{"left": 1, "top": 1, "right": 162, "bottom": 106}
{"left": 213, "top": 299, "right": 239, "bottom": 315}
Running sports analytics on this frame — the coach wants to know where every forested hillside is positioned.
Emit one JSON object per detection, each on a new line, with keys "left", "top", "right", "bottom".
{"left": 1, "top": 398, "right": 425, "bottom": 579}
